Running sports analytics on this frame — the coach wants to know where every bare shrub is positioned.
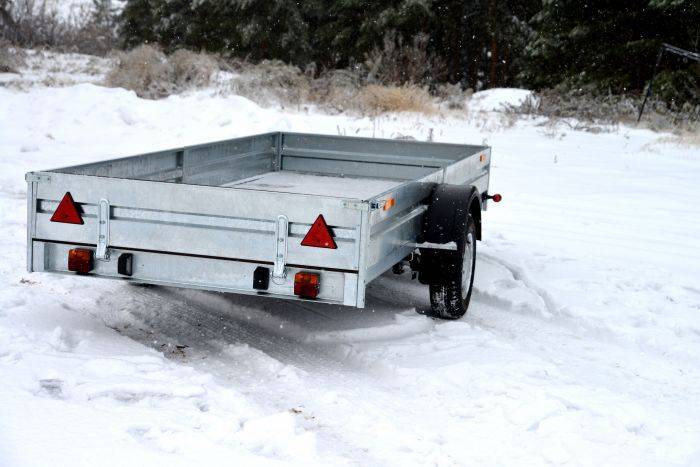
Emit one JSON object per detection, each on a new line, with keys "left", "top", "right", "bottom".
{"left": 1, "top": 0, "right": 62, "bottom": 45}
{"left": 435, "top": 83, "right": 472, "bottom": 110}
{"left": 365, "top": 32, "right": 446, "bottom": 86}
{"left": 170, "top": 49, "right": 217, "bottom": 88}
{"left": 2, "top": 0, "right": 117, "bottom": 55}
{"left": 309, "top": 68, "right": 363, "bottom": 113}
{"left": 0, "top": 39, "right": 25, "bottom": 72}
{"left": 105, "top": 45, "right": 174, "bottom": 99}
{"left": 360, "top": 84, "right": 435, "bottom": 114}
{"left": 507, "top": 86, "right": 699, "bottom": 132}
{"left": 227, "top": 60, "right": 310, "bottom": 107}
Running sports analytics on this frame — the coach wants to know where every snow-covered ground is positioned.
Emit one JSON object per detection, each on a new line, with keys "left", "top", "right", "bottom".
{"left": 1, "top": 53, "right": 700, "bottom": 466}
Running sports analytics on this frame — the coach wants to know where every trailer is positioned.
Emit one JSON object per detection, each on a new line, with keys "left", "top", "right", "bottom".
{"left": 25, "top": 132, "right": 499, "bottom": 319}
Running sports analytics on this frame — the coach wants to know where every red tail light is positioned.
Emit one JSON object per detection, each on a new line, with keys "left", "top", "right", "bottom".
{"left": 301, "top": 215, "right": 337, "bottom": 249}
{"left": 68, "top": 248, "right": 93, "bottom": 273}
{"left": 51, "top": 192, "right": 84, "bottom": 225}
{"left": 294, "top": 272, "right": 320, "bottom": 299}
{"left": 492, "top": 193, "right": 502, "bottom": 202}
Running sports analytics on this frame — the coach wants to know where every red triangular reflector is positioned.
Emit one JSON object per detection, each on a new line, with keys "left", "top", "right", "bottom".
{"left": 301, "top": 214, "right": 337, "bottom": 249}
{"left": 50, "top": 192, "right": 84, "bottom": 225}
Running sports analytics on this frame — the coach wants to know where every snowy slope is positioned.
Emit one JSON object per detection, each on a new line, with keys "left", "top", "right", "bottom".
{"left": 469, "top": 88, "right": 535, "bottom": 111}
{"left": 1, "top": 60, "right": 700, "bottom": 465}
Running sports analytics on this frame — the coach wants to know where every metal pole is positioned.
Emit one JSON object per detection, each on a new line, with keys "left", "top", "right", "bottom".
{"left": 638, "top": 43, "right": 700, "bottom": 123}
{"left": 638, "top": 46, "right": 664, "bottom": 123}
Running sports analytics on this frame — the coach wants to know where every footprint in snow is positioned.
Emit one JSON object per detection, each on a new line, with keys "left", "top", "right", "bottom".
{"left": 36, "top": 378, "right": 64, "bottom": 399}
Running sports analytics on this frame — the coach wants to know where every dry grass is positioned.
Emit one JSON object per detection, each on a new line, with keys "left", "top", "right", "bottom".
{"left": 104, "top": 45, "right": 217, "bottom": 99}
{"left": 359, "top": 84, "right": 435, "bottom": 114}
{"left": 169, "top": 49, "right": 218, "bottom": 88}
{"left": 226, "top": 59, "right": 310, "bottom": 107}
{"left": 105, "top": 45, "right": 173, "bottom": 98}
{"left": 507, "top": 87, "right": 699, "bottom": 133}
{"left": 365, "top": 32, "right": 445, "bottom": 86}
{"left": 435, "top": 83, "right": 472, "bottom": 110}
{"left": 103, "top": 46, "right": 441, "bottom": 116}
{"left": 223, "top": 57, "right": 440, "bottom": 116}
{"left": 308, "top": 69, "right": 363, "bottom": 113}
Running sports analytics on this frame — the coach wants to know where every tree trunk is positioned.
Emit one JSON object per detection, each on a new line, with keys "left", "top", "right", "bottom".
{"left": 0, "top": 0, "right": 19, "bottom": 42}
{"left": 489, "top": 37, "right": 498, "bottom": 87}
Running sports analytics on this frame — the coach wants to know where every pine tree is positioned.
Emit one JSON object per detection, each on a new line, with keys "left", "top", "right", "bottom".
{"left": 521, "top": 0, "right": 699, "bottom": 99}
{"left": 116, "top": 0, "right": 538, "bottom": 88}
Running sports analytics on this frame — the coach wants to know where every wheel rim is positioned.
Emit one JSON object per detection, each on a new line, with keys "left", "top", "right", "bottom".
{"left": 461, "top": 232, "right": 474, "bottom": 299}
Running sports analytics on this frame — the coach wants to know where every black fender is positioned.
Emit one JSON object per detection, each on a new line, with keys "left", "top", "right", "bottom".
{"left": 418, "top": 184, "right": 482, "bottom": 285}
{"left": 421, "top": 184, "right": 482, "bottom": 244}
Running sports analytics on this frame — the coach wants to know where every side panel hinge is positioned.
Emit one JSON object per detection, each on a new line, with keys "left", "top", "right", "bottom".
{"left": 96, "top": 198, "right": 110, "bottom": 261}
{"left": 272, "top": 214, "right": 289, "bottom": 279}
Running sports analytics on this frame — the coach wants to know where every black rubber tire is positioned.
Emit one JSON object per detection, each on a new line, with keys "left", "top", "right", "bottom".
{"left": 427, "top": 216, "right": 477, "bottom": 319}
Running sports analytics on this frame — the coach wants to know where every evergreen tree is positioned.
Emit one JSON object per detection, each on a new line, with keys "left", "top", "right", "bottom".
{"left": 116, "top": 0, "right": 538, "bottom": 89}
{"left": 521, "top": 0, "right": 699, "bottom": 99}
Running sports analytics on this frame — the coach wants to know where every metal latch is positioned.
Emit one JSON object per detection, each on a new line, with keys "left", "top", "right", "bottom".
{"left": 272, "top": 214, "right": 289, "bottom": 279}
{"left": 96, "top": 198, "right": 110, "bottom": 261}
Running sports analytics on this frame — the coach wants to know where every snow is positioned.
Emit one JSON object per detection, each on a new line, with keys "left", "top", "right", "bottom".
{"left": 46, "top": 0, "right": 126, "bottom": 20}
{"left": 2, "top": 53, "right": 700, "bottom": 465}
{"left": 469, "top": 87, "right": 535, "bottom": 112}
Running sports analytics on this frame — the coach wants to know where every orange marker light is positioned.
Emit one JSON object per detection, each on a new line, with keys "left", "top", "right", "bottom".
{"left": 68, "top": 248, "right": 93, "bottom": 274}
{"left": 383, "top": 198, "right": 396, "bottom": 211}
{"left": 294, "top": 272, "right": 320, "bottom": 299}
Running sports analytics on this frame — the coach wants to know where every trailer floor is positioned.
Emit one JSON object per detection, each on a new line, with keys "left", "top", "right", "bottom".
{"left": 222, "top": 171, "right": 403, "bottom": 199}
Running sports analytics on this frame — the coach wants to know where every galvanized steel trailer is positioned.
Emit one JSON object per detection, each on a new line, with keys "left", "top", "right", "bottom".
{"left": 26, "top": 132, "right": 495, "bottom": 318}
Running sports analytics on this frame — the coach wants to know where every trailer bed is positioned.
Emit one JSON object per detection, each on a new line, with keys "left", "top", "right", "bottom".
{"left": 223, "top": 171, "right": 403, "bottom": 199}
{"left": 26, "top": 132, "right": 491, "bottom": 308}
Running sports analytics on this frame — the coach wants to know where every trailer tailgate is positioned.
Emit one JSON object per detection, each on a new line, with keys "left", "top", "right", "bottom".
{"left": 30, "top": 172, "right": 363, "bottom": 272}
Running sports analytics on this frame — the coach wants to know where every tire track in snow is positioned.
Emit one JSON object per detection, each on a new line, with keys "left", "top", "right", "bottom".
{"left": 96, "top": 284, "right": 443, "bottom": 465}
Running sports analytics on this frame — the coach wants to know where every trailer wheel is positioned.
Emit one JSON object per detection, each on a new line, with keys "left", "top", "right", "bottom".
{"left": 426, "top": 216, "right": 476, "bottom": 319}
{"left": 419, "top": 184, "right": 481, "bottom": 319}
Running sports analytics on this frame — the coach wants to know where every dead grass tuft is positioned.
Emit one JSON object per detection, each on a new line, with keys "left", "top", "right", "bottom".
{"left": 169, "top": 49, "right": 218, "bottom": 88}
{"left": 104, "top": 45, "right": 218, "bottom": 99}
{"left": 227, "top": 59, "right": 310, "bottom": 107}
{"left": 507, "top": 86, "right": 699, "bottom": 133}
{"left": 308, "top": 69, "right": 363, "bottom": 113}
{"left": 105, "top": 45, "right": 173, "bottom": 98}
{"left": 359, "top": 84, "right": 435, "bottom": 114}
